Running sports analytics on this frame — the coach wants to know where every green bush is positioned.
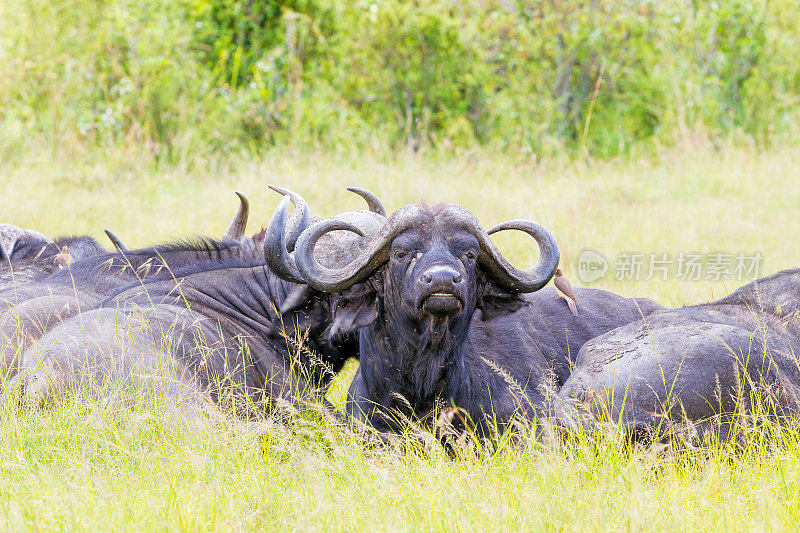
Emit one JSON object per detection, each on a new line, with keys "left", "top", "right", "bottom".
{"left": 335, "top": 1, "right": 484, "bottom": 150}
{"left": 0, "top": 0, "right": 798, "bottom": 161}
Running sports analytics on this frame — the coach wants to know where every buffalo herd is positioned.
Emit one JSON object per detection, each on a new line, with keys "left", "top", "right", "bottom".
{"left": 2, "top": 187, "right": 799, "bottom": 444}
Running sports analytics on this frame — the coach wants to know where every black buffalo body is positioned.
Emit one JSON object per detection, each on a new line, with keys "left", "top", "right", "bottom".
{"left": 278, "top": 202, "right": 660, "bottom": 435}
{"left": 10, "top": 250, "right": 353, "bottom": 412}
{"left": 3, "top": 188, "right": 387, "bottom": 416}
{"left": 558, "top": 268, "right": 800, "bottom": 439}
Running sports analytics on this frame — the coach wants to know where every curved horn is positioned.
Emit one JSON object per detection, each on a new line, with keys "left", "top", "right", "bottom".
{"left": 294, "top": 204, "right": 428, "bottom": 292}
{"left": 434, "top": 206, "right": 559, "bottom": 293}
{"left": 267, "top": 185, "right": 310, "bottom": 251}
{"left": 104, "top": 229, "right": 129, "bottom": 252}
{"left": 346, "top": 187, "right": 386, "bottom": 216}
{"left": 263, "top": 196, "right": 306, "bottom": 283}
{"left": 481, "top": 220, "right": 560, "bottom": 292}
{"left": 222, "top": 191, "right": 249, "bottom": 241}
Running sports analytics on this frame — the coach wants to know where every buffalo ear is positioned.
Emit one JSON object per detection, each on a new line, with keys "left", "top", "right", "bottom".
{"left": 477, "top": 284, "right": 526, "bottom": 321}
{"left": 330, "top": 282, "right": 381, "bottom": 338}
{"left": 334, "top": 292, "right": 379, "bottom": 331}
{"left": 357, "top": 295, "right": 380, "bottom": 327}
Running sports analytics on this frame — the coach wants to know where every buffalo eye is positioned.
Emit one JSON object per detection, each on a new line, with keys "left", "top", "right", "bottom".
{"left": 394, "top": 250, "right": 409, "bottom": 261}
{"left": 463, "top": 250, "right": 477, "bottom": 262}
{"left": 337, "top": 298, "right": 350, "bottom": 309}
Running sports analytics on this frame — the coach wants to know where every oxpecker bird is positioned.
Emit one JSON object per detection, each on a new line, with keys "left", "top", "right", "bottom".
{"left": 554, "top": 268, "right": 578, "bottom": 316}
{"left": 55, "top": 245, "right": 72, "bottom": 269}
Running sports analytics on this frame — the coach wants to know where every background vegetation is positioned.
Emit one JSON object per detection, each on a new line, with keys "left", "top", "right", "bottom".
{"left": 1, "top": 0, "right": 799, "bottom": 162}
{"left": 3, "top": 1, "right": 800, "bottom": 529}
{"left": 3, "top": 145, "right": 800, "bottom": 529}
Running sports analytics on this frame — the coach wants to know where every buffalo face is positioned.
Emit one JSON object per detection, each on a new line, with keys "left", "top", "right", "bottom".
{"left": 392, "top": 228, "right": 475, "bottom": 317}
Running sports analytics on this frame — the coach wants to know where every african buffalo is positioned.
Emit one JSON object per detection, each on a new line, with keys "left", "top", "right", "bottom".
{"left": 0, "top": 191, "right": 264, "bottom": 380}
{"left": 2, "top": 188, "right": 259, "bottom": 305}
{"left": 558, "top": 268, "right": 800, "bottom": 440}
{"left": 280, "top": 201, "right": 660, "bottom": 436}
{"left": 0, "top": 223, "right": 105, "bottom": 287}
{"left": 4, "top": 187, "right": 386, "bottom": 417}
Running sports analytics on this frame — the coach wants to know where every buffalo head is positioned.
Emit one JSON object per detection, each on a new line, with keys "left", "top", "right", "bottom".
{"left": 0, "top": 223, "right": 53, "bottom": 263}
{"left": 264, "top": 186, "right": 387, "bottom": 345}
{"left": 290, "top": 203, "right": 559, "bottom": 356}
{"left": 1, "top": 224, "right": 105, "bottom": 287}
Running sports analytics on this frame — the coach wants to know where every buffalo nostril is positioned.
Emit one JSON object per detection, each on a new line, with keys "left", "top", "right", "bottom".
{"left": 421, "top": 273, "right": 433, "bottom": 283}
{"left": 453, "top": 273, "right": 463, "bottom": 283}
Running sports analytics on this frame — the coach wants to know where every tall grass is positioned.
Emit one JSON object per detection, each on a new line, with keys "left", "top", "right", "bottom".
{"left": 2, "top": 143, "right": 800, "bottom": 528}
{"left": 3, "top": 395, "right": 800, "bottom": 529}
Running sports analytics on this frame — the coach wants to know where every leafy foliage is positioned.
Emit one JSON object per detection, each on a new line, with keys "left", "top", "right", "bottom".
{"left": 1, "top": 0, "right": 798, "bottom": 160}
